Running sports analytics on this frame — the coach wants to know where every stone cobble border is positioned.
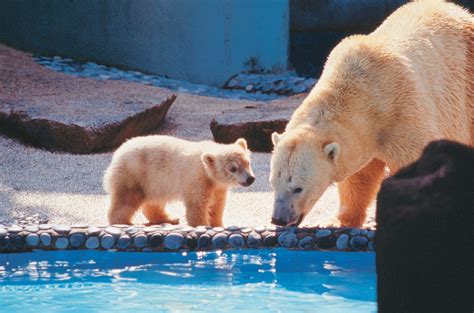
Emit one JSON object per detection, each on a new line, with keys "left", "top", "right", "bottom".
{"left": 0, "top": 224, "right": 374, "bottom": 253}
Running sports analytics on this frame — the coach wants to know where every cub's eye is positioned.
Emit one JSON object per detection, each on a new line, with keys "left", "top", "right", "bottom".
{"left": 293, "top": 187, "right": 303, "bottom": 194}
{"left": 230, "top": 166, "right": 237, "bottom": 173}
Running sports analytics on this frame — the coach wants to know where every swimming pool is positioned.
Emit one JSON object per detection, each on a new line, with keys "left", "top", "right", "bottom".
{"left": 0, "top": 249, "right": 376, "bottom": 312}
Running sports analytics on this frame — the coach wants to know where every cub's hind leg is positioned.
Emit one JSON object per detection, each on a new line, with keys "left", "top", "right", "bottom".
{"left": 142, "top": 202, "right": 179, "bottom": 225}
{"left": 108, "top": 186, "right": 144, "bottom": 225}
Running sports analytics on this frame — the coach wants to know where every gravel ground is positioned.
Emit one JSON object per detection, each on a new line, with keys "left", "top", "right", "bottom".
{"left": 0, "top": 84, "right": 376, "bottom": 228}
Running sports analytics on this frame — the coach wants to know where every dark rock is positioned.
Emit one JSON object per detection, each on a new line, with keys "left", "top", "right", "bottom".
{"left": 278, "top": 231, "right": 298, "bottom": 247}
{"left": 349, "top": 236, "right": 368, "bottom": 250}
{"left": 40, "top": 232, "right": 52, "bottom": 246}
{"left": 117, "top": 235, "right": 132, "bottom": 250}
{"left": 263, "top": 234, "right": 278, "bottom": 247}
{"left": 69, "top": 233, "right": 86, "bottom": 248}
{"left": 246, "top": 232, "right": 262, "bottom": 248}
{"left": 85, "top": 236, "right": 100, "bottom": 249}
{"left": 197, "top": 234, "right": 211, "bottom": 249}
{"left": 164, "top": 233, "right": 184, "bottom": 250}
{"left": 376, "top": 140, "right": 474, "bottom": 313}
{"left": 0, "top": 44, "right": 176, "bottom": 154}
{"left": 211, "top": 233, "right": 228, "bottom": 249}
{"left": 149, "top": 233, "right": 164, "bottom": 248}
{"left": 210, "top": 104, "right": 297, "bottom": 152}
{"left": 298, "top": 236, "right": 315, "bottom": 250}
{"left": 317, "top": 235, "right": 337, "bottom": 249}
{"left": 133, "top": 234, "right": 148, "bottom": 248}
{"left": 228, "top": 234, "right": 245, "bottom": 248}
{"left": 185, "top": 234, "right": 197, "bottom": 250}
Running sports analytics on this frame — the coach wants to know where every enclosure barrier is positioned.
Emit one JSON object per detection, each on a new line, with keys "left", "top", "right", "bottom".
{"left": 0, "top": 224, "right": 374, "bottom": 253}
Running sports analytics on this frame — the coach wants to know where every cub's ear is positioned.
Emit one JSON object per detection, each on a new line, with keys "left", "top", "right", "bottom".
{"left": 323, "top": 142, "right": 340, "bottom": 161}
{"left": 272, "top": 132, "right": 282, "bottom": 146}
{"left": 201, "top": 153, "right": 215, "bottom": 168}
{"left": 235, "top": 138, "right": 248, "bottom": 150}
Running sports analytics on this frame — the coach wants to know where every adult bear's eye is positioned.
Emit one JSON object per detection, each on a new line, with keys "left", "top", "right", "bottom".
{"left": 294, "top": 187, "right": 303, "bottom": 194}
{"left": 230, "top": 166, "right": 237, "bottom": 173}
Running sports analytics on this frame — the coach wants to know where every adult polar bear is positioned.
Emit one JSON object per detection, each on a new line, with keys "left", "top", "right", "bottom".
{"left": 270, "top": 0, "right": 473, "bottom": 227}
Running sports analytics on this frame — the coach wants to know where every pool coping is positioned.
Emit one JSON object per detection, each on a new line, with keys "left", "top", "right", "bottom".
{"left": 0, "top": 224, "right": 375, "bottom": 253}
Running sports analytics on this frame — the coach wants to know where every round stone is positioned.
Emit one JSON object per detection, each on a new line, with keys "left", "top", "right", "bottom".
{"left": 40, "top": 233, "right": 52, "bottom": 246}
{"left": 8, "top": 225, "right": 23, "bottom": 233}
{"left": 133, "top": 234, "right": 148, "bottom": 248}
{"left": 317, "top": 235, "right": 336, "bottom": 249}
{"left": 185, "top": 235, "right": 197, "bottom": 250}
{"left": 149, "top": 233, "right": 163, "bottom": 247}
{"left": 245, "top": 84, "right": 254, "bottom": 92}
{"left": 336, "top": 234, "right": 349, "bottom": 250}
{"left": 241, "top": 227, "right": 253, "bottom": 234}
{"left": 212, "top": 227, "right": 224, "bottom": 232}
{"left": 292, "top": 85, "right": 307, "bottom": 94}
{"left": 368, "top": 240, "right": 375, "bottom": 251}
{"left": 1, "top": 237, "right": 13, "bottom": 250}
{"left": 101, "top": 234, "right": 115, "bottom": 250}
{"left": 278, "top": 231, "right": 298, "bottom": 247}
{"left": 69, "top": 233, "right": 86, "bottom": 248}
{"left": 38, "top": 224, "right": 52, "bottom": 230}
{"left": 254, "top": 226, "right": 266, "bottom": 234}
{"left": 263, "top": 234, "right": 278, "bottom": 247}
{"left": 350, "top": 228, "right": 361, "bottom": 236}
{"left": 261, "top": 83, "right": 272, "bottom": 93}
{"left": 0, "top": 228, "right": 6, "bottom": 238}
{"left": 315, "top": 229, "right": 332, "bottom": 238}
{"left": 14, "top": 236, "right": 25, "bottom": 249}
{"left": 87, "top": 226, "right": 102, "bottom": 236}
{"left": 367, "top": 230, "right": 376, "bottom": 239}
{"left": 227, "top": 78, "right": 239, "bottom": 88}
{"left": 226, "top": 226, "right": 239, "bottom": 232}
{"left": 350, "top": 236, "right": 369, "bottom": 250}
{"left": 298, "top": 236, "right": 315, "bottom": 250}
{"left": 181, "top": 226, "right": 194, "bottom": 232}
{"left": 197, "top": 234, "right": 211, "bottom": 248}
{"left": 194, "top": 226, "right": 207, "bottom": 234}
{"left": 211, "top": 233, "right": 228, "bottom": 249}
{"left": 117, "top": 235, "right": 132, "bottom": 250}
{"left": 55, "top": 237, "right": 69, "bottom": 249}
{"left": 125, "top": 227, "right": 140, "bottom": 235}
{"left": 247, "top": 232, "right": 262, "bottom": 248}
{"left": 143, "top": 227, "right": 160, "bottom": 233}
{"left": 105, "top": 227, "right": 122, "bottom": 236}
{"left": 228, "top": 234, "right": 244, "bottom": 248}
{"left": 54, "top": 225, "right": 71, "bottom": 234}
{"left": 25, "top": 225, "right": 39, "bottom": 233}
{"left": 85, "top": 236, "right": 100, "bottom": 249}
{"left": 164, "top": 233, "right": 184, "bottom": 250}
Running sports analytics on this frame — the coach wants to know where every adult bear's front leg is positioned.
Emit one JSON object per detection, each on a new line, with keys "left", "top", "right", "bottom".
{"left": 337, "top": 158, "right": 386, "bottom": 227}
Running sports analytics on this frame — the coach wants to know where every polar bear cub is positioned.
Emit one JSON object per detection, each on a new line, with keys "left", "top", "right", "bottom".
{"left": 104, "top": 135, "right": 255, "bottom": 227}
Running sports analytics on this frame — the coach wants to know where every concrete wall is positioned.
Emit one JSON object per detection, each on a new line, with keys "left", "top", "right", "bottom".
{"left": 0, "top": 0, "right": 289, "bottom": 86}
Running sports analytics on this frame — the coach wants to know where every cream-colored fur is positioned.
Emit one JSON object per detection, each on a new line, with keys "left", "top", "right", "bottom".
{"left": 270, "top": 0, "right": 473, "bottom": 227}
{"left": 104, "top": 135, "right": 254, "bottom": 227}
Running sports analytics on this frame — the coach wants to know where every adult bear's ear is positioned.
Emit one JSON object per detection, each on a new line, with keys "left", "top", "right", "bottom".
{"left": 201, "top": 153, "right": 215, "bottom": 169}
{"left": 235, "top": 138, "right": 248, "bottom": 150}
{"left": 323, "top": 142, "right": 340, "bottom": 161}
{"left": 272, "top": 132, "right": 282, "bottom": 146}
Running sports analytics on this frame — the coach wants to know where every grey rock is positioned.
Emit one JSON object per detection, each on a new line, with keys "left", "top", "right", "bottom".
{"left": 211, "top": 233, "right": 228, "bottom": 249}
{"left": 105, "top": 226, "right": 122, "bottom": 236}
{"left": 25, "top": 225, "right": 39, "bottom": 233}
{"left": 247, "top": 232, "right": 262, "bottom": 247}
{"left": 117, "top": 235, "right": 132, "bottom": 249}
{"left": 298, "top": 236, "right": 315, "bottom": 250}
{"left": 180, "top": 226, "right": 194, "bottom": 232}
{"left": 227, "top": 78, "right": 239, "bottom": 88}
{"left": 278, "top": 231, "right": 298, "bottom": 247}
{"left": 226, "top": 226, "right": 240, "bottom": 232}
{"left": 350, "top": 228, "right": 361, "bottom": 236}
{"left": 125, "top": 227, "right": 140, "bottom": 235}
{"left": 212, "top": 227, "right": 225, "bottom": 232}
{"left": 241, "top": 227, "right": 253, "bottom": 233}
{"left": 228, "top": 234, "right": 245, "bottom": 248}
{"left": 71, "top": 224, "right": 88, "bottom": 229}
{"left": 0, "top": 228, "right": 6, "bottom": 238}
{"left": 69, "top": 233, "right": 86, "bottom": 248}
{"left": 8, "top": 225, "right": 22, "bottom": 233}
{"left": 197, "top": 234, "right": 211, "bottom": 248}
{"left": 101, "top": 234, "right": 115, "bottom": 250}
{"left": 40, "top": 233, "right": 52, "bottom": 246}
{"left": 38, "top": 224, "right": 52, "bottom": 230}
{"left": 143, "top": 227, "right": 160, "bottom": 233}
{"left": 85, "top": 236, "right": 100, "bottom": 249}
{"left": 367, "top": 230, "right": 376, "bottom": 239}
{"left": 336, "top": 234, "right": 349, "bottom": 250}
{"left": 164, "top": 233, "right": 184, "bottom": 250}
{"left": 292, "top": 84, "right": 307, "bottom": 94}
{"left": 87, "top": 226, "right": 102, "bottom": 236}
{"left": 316, "top": 229, "right": 332, "bottom": 238}
{"left": 55, "top": 237, "right": 69, "bottom": 249}
{"left": 350, "top": 236, "right": 369, "bottom": 250}
{"left": 26, "top": 233, "right": 40, "bottom": 247}
{"left": 133, "top": 234, "right": 148, "bottom": 248}
{"left": 54, "top": 225, "right": 71, "bottom": 234}
{"left": 254, "top": 226, "right": 266, "bottom": 233}
{"left": 245, "top": 84, "right": 254, "bottom": 92}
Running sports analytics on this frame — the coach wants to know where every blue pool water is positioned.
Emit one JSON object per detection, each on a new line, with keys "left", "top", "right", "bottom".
{"left": 0, "top": 249, "right": 376, "bottom": 312}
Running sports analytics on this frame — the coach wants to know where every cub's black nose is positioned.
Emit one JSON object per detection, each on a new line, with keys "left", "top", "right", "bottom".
{"left": 246, "top": 176, "right": 255, "bottom": 186}
{"left": 271, "top": 217, "right": 287, "bottom": 226}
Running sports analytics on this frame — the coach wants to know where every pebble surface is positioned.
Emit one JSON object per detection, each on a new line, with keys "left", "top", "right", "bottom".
{"left": 0, "top": 224, "right": 375, "bottom": 252}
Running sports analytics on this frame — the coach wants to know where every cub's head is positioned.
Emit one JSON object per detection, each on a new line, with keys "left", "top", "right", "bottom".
{"left": 269, "top": 129, "right": 340, "bottom": 226}
{"left": 202, "top": 138, "right": 255, "bottom": 187}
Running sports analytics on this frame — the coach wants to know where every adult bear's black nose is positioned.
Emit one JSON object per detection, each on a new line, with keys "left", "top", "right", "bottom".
{"left": 245, "top": 176, "right": 255, "bottom": 186}
{"left": 271, "top": 217, "right": 287, "bottom": 226}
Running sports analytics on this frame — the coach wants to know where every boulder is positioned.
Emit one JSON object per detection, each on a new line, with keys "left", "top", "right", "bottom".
{"left": 376, "top": 140, "right": 474, "bottom": 313}
{"left": 0, "top": 44, "right": 176, "bottom": 154}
